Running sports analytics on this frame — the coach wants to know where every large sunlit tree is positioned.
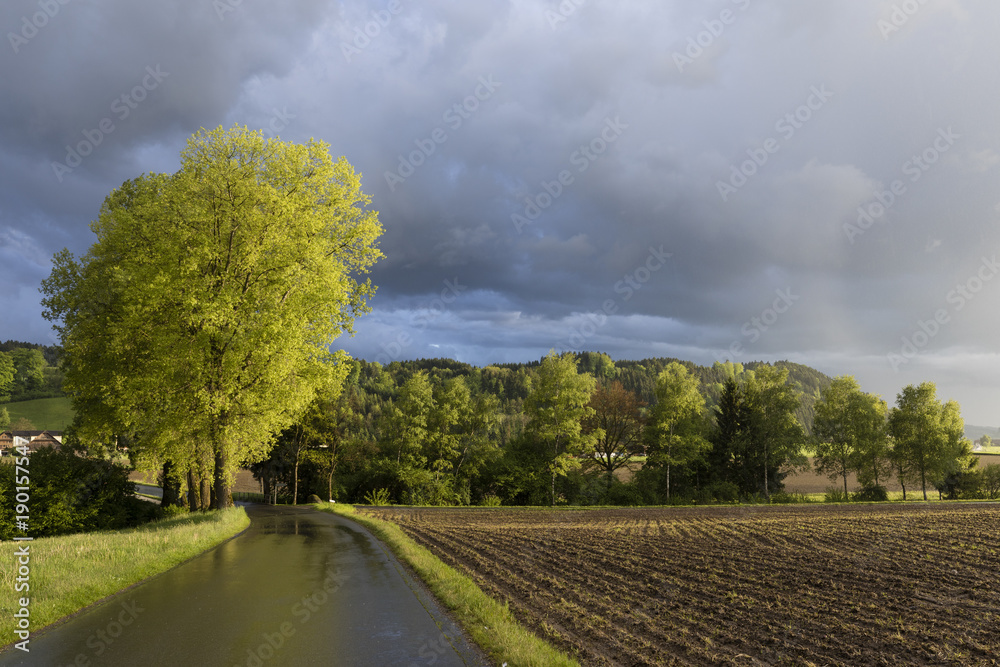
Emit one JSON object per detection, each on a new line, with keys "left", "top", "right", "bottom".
{"left": 42, "top": 125, "right": 383, "bottom": 508}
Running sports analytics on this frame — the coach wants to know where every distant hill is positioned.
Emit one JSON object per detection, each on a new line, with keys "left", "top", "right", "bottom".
{"left": 966, "top": 424, "right": 1000, "bottom": 441}
{"left": 376, "top": 354, "right": 835, "bottom": 435}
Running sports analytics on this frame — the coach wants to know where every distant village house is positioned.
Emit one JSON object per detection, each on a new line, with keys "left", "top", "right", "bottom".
{"left": 0, "top": 430, "right": 64, "bottom": 456}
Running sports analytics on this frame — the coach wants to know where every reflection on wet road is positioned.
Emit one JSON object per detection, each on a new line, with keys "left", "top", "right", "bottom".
{"left": 1, "top": 505, "right": 487, "bottom": 666}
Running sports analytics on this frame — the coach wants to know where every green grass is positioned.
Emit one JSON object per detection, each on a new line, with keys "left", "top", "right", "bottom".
{"left": 317, "top": 503, "right": 579, "bottom": 667}
{"left": 2, "top": 396, "right": 75, "bottom": 431}
{"left": 0, "top": 507, "right": 249, "bottom": 645}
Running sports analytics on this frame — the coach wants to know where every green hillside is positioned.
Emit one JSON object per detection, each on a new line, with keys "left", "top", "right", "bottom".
{"left": 3, "top": 397, "right": 75, "bottom": 431}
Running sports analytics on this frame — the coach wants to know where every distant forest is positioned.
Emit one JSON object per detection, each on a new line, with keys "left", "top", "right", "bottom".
{"left": 241, "top": 352, "right": 836, "bottom": 507}
{"left": 0, "top": 340, "right": 65, "bottom": 403}
{"left": 352, "top": 354, "right": 832, "bottom": 435}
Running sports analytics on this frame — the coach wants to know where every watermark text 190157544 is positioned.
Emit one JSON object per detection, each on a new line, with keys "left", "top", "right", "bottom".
{"left": 12, "top": 436, "right": 32, "bottom": 652}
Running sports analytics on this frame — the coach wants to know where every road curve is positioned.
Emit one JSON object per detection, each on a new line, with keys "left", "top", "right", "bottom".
{"left": 1, "top": 504, "right": 490, "bottom": 666}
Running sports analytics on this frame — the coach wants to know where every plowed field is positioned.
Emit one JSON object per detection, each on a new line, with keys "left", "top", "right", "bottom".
{"left": 362, "top": 503, "right": 1000, "bottom": 666}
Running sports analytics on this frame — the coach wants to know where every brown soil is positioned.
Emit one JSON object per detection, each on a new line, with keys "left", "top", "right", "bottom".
{"left": 364, "top": 504, "right": 1000, "bottom": 666}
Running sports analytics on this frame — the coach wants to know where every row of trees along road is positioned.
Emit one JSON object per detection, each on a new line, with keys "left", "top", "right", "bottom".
{"left": 40, "top": 126, "right": 384, "bottom": 509}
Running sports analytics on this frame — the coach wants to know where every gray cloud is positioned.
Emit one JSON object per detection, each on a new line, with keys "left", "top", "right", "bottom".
{"left": 3, "top": 0, "right": 1000, "bottom": 423}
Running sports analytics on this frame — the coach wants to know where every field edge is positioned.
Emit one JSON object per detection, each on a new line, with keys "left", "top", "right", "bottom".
{"left": 315, "top": 503, "right": 580, "bottom": 667}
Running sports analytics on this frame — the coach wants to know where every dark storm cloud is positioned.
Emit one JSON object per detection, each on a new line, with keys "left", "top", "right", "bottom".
{"left": 2, "top": 0, "right": 999, "bottom": 422}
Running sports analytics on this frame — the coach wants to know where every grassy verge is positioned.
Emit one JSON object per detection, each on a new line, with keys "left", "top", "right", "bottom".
{"left": 316, "top": 503, "right": 579, "bottom": 667}
{"left": 0, "top": 507, "right": 249, "bottom": 644}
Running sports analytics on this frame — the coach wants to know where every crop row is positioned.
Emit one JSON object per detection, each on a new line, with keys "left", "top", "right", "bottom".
{"left": 365, "top": 504, "right": 1000, "bottom": 665}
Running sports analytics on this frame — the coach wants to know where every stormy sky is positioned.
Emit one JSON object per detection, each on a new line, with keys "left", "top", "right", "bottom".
{"left": 2, "top": 0, "right": 999, "bottom": 425}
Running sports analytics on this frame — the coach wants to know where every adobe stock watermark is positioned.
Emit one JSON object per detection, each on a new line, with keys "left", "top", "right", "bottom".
{"left": 409, "top": 629, "right": 460, "bottom": 666}
{"left": 384, "top": 75, "right": 502, "bottom": 193}
{"left": 877, "top": 0, "right": 930, "bottom": 41}
{"left": 262, "top": 108, "right": 295, "bottom": 138}
{"left": 51, "top": 65, "right": 169, "bottom": 183}
{"left": 716, "top": 85, "right": 834, "bottom": 202}
{"left": 375, "top": 278, "right": 468, "bottom": 365}
{"left": 56, "top": 599, "right": 145, "bottom": 665}
{"left": 557, "top": 245, "right": 672, "bottom": 351}
{"left": 11, "top": 439, "right": 31, "bottom": 652}
{"left": 511, "top": 116, "right": 628, "bottom": 233}
{"left": 546, "top": 0, "right": 586, "bottom": 30}
{"left": 340, "top": 0, "right": 405, "bottom": 63}
{"left": 726, "top": 287, "right": 799, "bottom": 358}
{"left": 843, "top": 126, "right": 959, "bottom": 244}
{"left": 7, "top": 0, "right": 71, "bottom": 54}
{"left": 672, "top": 0, "right": 752, "bottom": 73}
{"left": 235, "top": 565, "right": 349, "bottom": 667}
{"left": 887, "top": 254, "right": 1000, "bottom": 372}
{"left": 213, "top": 0, "right": 244, "bottom": 21}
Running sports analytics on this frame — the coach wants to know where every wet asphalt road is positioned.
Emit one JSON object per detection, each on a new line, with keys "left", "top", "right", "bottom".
{"left": 1, "top": 504, "right": 489, "bottom": 666}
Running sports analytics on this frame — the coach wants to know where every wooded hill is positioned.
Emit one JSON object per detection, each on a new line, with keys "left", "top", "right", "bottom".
{"left": 360, "top": 353, "right": 832, "bottom": 435}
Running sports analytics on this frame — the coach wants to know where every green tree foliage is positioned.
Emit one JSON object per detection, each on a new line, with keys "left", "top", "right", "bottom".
{"left": 433, "top": 377, "right": 501, "bottom": 494}
{"left": 813, "top": 376, "right": 890, "bottom": 498}
{"left": 524, "top": 351, "right": 597, "bottom": 505}
{"left": 982, "top": 464, "right": 1000, "bottom": 499}
{"left": 41, "top": 125, "right": 383, "bottom": 508}
{"left": 10, "top": 348, "right": 45, "bottom": 397}
{"left": 383, "top": 372, "right": 434, "bottom": 469}
{"left": 242, "top": 354, "right": 987, "bottom": 507}
{"left": 711, "top": 366, "right": 805, "bottom": 499}
{"left": 0, "top": 343, "right": 65, "bottom": 401}
{"left": 0, "top": 352, "right": 14, "bottom": 402}
{"left": 576, "top": 351, "right": 617, "bottom": 380}
{"left": 888, "top": 382, "right": 972, "bottom": 500}
{"left": 646, "top": 362, "right": 709, "bottom": 500}
{"left": 0, "top": 446, "right": 155, "bottom": 538}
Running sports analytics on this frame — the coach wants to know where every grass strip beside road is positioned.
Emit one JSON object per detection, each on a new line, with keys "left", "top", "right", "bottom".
{"left": 0, "top": 507, "right": 249, "bottom": 645}
{"left": 317, "top": 503, "right": 579, "bottom": 667}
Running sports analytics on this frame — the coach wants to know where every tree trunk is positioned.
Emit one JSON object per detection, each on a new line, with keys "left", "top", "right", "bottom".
{"left": 293, "top": 451, "right": 300, "bottom": 505}
{"left": 843, "top": 470, "right": 849, "bottom": 502}
{"left": 187, "top": 468, "right": 200, "bottom": 512}
{"left": 551, "top": 436, "right": 558, "bottom": 507}
{"left": 763, "top": 440, "right": 770, "bottom": 500}
{"left": 161, "top": 460, "right": 183, "bottom": 507}
{"left": 201, "top": 477, "right": 213, "bottom": 511}
{"left": 327, "top": 468, "right": 334, "bottom": 502}
{"left": 262, "top": 474, "right": 272, "bottom": 504}
{"left": 213, "top": 449, "right": 233, "bottom": 509}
